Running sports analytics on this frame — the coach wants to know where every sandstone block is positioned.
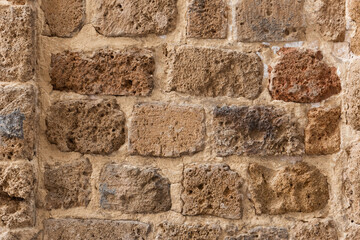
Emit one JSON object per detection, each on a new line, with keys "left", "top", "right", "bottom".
{"left": 182, "top": 164, "right": 243, "bottom": 219}
{"left": 350, "top": 0, "right": 360, "bottom": 55}
{"left": 129, "top": 103, "right": 205, "bottom": 157}
{"left": 46, "top": 99, "right": 125, "bottom": 155}
{"left": 0, "top": 5, "right": 34, "bottom": 82}
{"left": 248, "top": 162, "right": 329, "bottom": 215}
{"left": 269, "top": 48, "right": 341, "bottom": 103}
{"left": 2, "top": 230, "right": 41, "bottom": 240}
{"left": 44, "top": 158, "right": 92, "bottom": 210}
{"left": 100, "top": 164, "right": 171, "bottom": 213}
{"left": 345, "top": 60, "right": 360, "bottom": 130}
{"left": 0, "top": 83, "right": 36, "bottom": 161}
{"left": 187, "top": 0, "right": 227, "bottom": 39}
{"left": 91, "top": 0, "right": 177, "bottom": 37}
{"left": 236, "top": 0, "right": 305, "bottom": 42}
{"left": 156, "top": 222, "right": 222, "bottom": 240}
{"left": 43, "top": 219, "right": 150, "bottom": 240}
{"left": 345, "top": 226, "right": 360, "bottom": 240}
{"left": 292, "top": 220, "right": 338, "bottom": 240}
{"left": 225, "top": 227, "right": 289, "bottom": 240}
{"left": 213, "top": 106, "right": 304, "bottom": 156}
{"left": 170, "top": 46, "right": 263, "bottom": 99}
{"left": 50, "top": 49, "right": 155, "bottom": 96}
{"left": 351, "top": 30, "right": 360, "bottom": 55}
{"left": 8, "top": 0, "right": 27, "bottom": 4}
{"left": 41, "top": 0, "right": 85, "bottom": 37}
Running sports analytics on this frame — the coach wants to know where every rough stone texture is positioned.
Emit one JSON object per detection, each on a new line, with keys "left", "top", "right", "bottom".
{"left": 345, "top": 226, "right": 360, "bottom": 240}
{"left": 44, "top": 158, "right": 92, "bottom": 210}
{"left": 213, "top": 106, "right": 304, "bottom": 156}
{"left": 43, "top": 219, "right": 150, "bottom": 240}
{"left": 156, "top": 222, "right": 222, "bottom": 240}
{"left": 248, "top": 162, "right": 329, "bottom": 215}
{"left": 269, "top": 48, "right": 341, "bottom": 103}
{"left": 1, "top": 230, "right": 41, "bottom": 240}
{"left": 182, "top": 164, "right": 243, "bottom": 219}
{"left": 41, "top": 0, "right": 85, "bottom": 37}
{"left": 46, "top": 99, "right": 125, "bottom": 155}
{"left": 0, "top": 162, "right": 35, "bottom": 229}
{"left": 345, "top": 60, "right": 360, "bottom": 131}
{"left": 7, "top": 0, "right": 27, "bottom": 5}
{"left": 129, "top": 103, "right": 205, "bottom": 157}
{"left": 0, "top": 5, "right": 34, "bottom": 82}
{"left": 305, "top": 107, "right": 341, "bottom": 155}
{"left": 92, "top": 0, "right": 177, "bottom": 37}
{"left": 292, "top": 220, "right": 338, "bottom": 240}
{"left": 351, "top": 31, "right": 360, "bottom": 56}
{"left": 350, "top": 0, "right": 360, "bottom": 55}
{"left": 236, "top": 0, "right": 305, "bottom": 42}
{"left": 99, "top": 164, "right": 171, "bottom": 213}
{"left": 225, "top": 227, "right": 289, "bottom": 240}
{"left": 0, "top": 83, "right": 36, "bottom": 161}
{"left": 187, "top": 0, "right": 227, "bottom": 39}
{"left": 170, "top": 46, "right": 263, "bottom": 99}
{"left": 50, "top": 49, "right": 155, "bottom": 96}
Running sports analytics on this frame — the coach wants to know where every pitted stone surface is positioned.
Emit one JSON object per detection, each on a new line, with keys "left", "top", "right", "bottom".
{"left": 156, "top": 222, "right": 222, "bottom": 240}
{"left": 43, "top": 219, "right": 150, "bottom": 240}
{"left": 92, "top": 0, "right": 177, "bottom": 37}
{"left": 345, "top": 60, "right": 360, "bottom": 131}
{"left": 350, "top": 0, "right": 360, "bottom": 55}
{"left": 0, "top": 5, "right": 34, "bottom": 82}
{"left": 41, "top": 0, "right": 85, "bottom": 37}
{"left": 44, "top": 158, "right": 92, "bottom": 210}
{"left": 248, "top": 162, "right": 329, "bottom": 215}
{"left": 269, "top": 48, "right": 341, "bottom": 103}
{"left": 236, "top": 0, "right": 305, "bottom": 42}
{"left": 187, "top": 0, "right": 227, "bottom": 39}
{"left": 170, "top": 46, "right": 263, "bottom": 99}
{"left": 46, "top": 99, "right": 125, "bottom": 155}
{"left": 129, "top": 103, "right": 205, "bottom": 157}
{"left": 292, "top": 220, "right": 338, "bottom": 240}
{"left": 182, "top": 164, "right": 243, "bottom": 219}
{"left": 213, "top": 106, "right": 304, "bottom": 156}
{"left": 100, "top": 164, "right": 171, "bottom": 213}
{"left": 225, "top": 227, "right": 289, "bottom": 240}
{"left": 50, "top": 49, "right": 155, "bottom": 96}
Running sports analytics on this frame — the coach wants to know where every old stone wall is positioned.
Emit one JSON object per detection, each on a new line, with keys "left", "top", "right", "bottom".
{"left": 0, "top": 0, "right": 360, "bottom": 239}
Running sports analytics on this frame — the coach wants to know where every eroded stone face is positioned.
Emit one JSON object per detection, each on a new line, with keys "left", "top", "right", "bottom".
{"left": 269, "top": 48, "right": 341, "bottom": 103}
{"left": 345, "top": 60, "right": 360, "bottom": 131}
{"left": 292, "top": 220, "right": 338, "bottom": 240}
{"left": 100, "top": 164, "right": 171, "bottom": 213}
{"left": 305, "top": 107, "right": 341, "bottom": 155}
{"left": 91, "top": 0, "right": 177, "bottom": 37}
{"left": 213, "top": 106, "right": 304, "bottom": 156}
{"left": 43, "top": 219, "right": 150, "bottom": 240}
{"left": 41, "top": 0, "right": 85, "bottom": 37}
{"left": 187, "top": 0, "right": 227, "bottom": 39}
{"left": 2, "top": 230, "right": 40, "bottom": 240}
{"left": 170, "top": 46, "right": 263, "bottom": 99}
{"left": 46, "top": 99, "right": 125, "bottom": 155}
{"left": 350, "top": 0, "right": 360, "bottom": 55}
{"left": 236, "top": 0, "right": 305, "bottom": 42}
{"left": 182, "top": 164, "right": 243, "bottom": 219}
{"left": 248, "top": 162, "right": 329, "bottom": 215}
{"left": 0, "top": 5, "right": 34, "bottom": 82}
{"left": 50, "top": 49, "right": 155, "bottom": 96}
{"left": 44, "top": 158, "right": 92, "bottom": 210}
{"left": 156, "top": 222, "right": 222, "bottom": 240}
{"left": 129, "top": 103, "right": 205, "bottom": 157}
{"left": 225, "top": 227, "right": 289, "bottom": 240}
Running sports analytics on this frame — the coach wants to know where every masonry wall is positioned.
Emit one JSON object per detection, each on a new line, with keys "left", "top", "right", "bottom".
{"left": 1, "top": 0, "right": 360, "bottom": 239}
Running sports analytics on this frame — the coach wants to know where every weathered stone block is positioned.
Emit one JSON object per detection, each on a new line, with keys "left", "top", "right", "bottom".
{"left": 225, "top": 227, "right": 289, "bottom": 240}
{"left": 46, "top": 99, "right": 125, "bottom": 155}
{"left": 44, "top": 158, "right": 92, "bottom": 210}
{"left": 248, "top": 162, "right": 329, "bottom": 215}
{"left": 182, "top": 164, "right": 243, "bottom": 219}
{"left": 345, "top": 60, "right": 360, "bottom": 130}
{"left": 41, "top": 0, "right": 85, "bottom": 37}
{"left": 292, "top": 220, "right": 338, "bottom": 240}
{"left": 0, "top": 5, "right": 34, "bottom": 82}
{"left": 187, "top": 0, "right": 227, "bottom": 39}
{"left": 350, "top": 0, "right": 360, "bottom": 55}
{"left": 170, "top": 46, "right": 263, "bottom": 99}
{"left": 129, "top": 103, "right": 205, "bottom": 157}
{"left": 156, "top": 222, "right": 222, "bottom": 240}
{"left": 2, "top": 230, "right": 41, "bottom": 240}
{"left": 269, "top": 48, "right": 341, "bottom": 103}
{"left": 43, "top": 219, "right": 150, "bottom": 240}
{"left": 213, "top": 106, "right": 304, "bottom": 156}
{"left": 0, "top": 83, "right": 36, "bottom": 161}
{"left": 305, "top": 107, "right": 340, "bottom": 155}
{"left": 50, "top": 49, "right": 155, "bottom": 96}
{"left": 91, "top": 0, "right": 177, "bottom": 37}
{"left": 100, "top": 164, "right": 171, "bottom": 213}
{"left": 236, "top": 0, "right": 305, "bottom": 42}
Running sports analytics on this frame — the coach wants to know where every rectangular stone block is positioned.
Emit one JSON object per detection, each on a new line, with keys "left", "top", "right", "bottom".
{"left": 292, "top": 220, "right": 338, "bottom": 240}
{"left": 226, "top": 227, "right": 289, "bottom": 240}
{"left": 129, "top": 103, "right": 205, "bottom": 157}
{"left": 156, "top": 222, "right": 222, "bottom": 240}
{"left": 346, "top": 60, "right": 360, "bottom": 130}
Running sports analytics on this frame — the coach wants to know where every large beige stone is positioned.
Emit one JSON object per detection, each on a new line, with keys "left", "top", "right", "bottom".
{"left": 350, "top": 0, "right": 360, "bottom": 55}
{"left": 129, "top": 103, "right": 205, "bottom": 157}
{"left": 345, "top": 60, "right": 360, "bottom": 131}
{"left": 100, "top": 164, "right": 171, "bottom": 213}
{"left": 292, "top": 220, "right": 338, "bottom": 240}
{"left": 248, "top": 162, "right": 329, "bottom": 215}
{"left": 182, "top": 164, "right": 243, "bottom": 219}
{"left": 156, "top": 222, "right": 222, "bottom": 240}
{"left": 46, "top": 99, "right": 125, "bottom": 155}
{"left": 225, "top": 227, "right": 289, "bottom": 240}
{"left": 170, "top": 46, "right": 263, "bottom": 99}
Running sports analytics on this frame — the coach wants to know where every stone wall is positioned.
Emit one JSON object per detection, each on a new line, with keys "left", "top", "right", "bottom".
{"left": 1, "top": 0, "right": 360, "bottom": 239}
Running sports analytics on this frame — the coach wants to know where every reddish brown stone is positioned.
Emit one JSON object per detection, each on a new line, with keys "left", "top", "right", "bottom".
{"left": 269, "top": 48, "right": 341, "bottom": 103}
